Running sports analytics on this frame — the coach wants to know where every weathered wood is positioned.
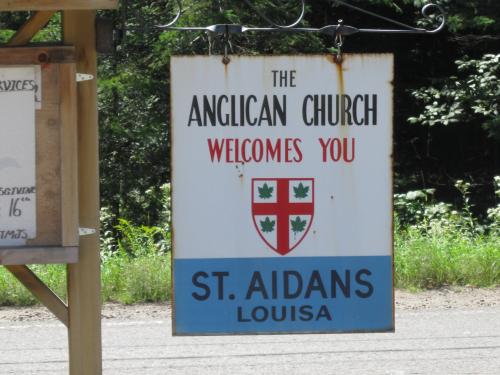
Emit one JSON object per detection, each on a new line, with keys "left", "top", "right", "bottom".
{"left": 7, "top": 11, "right": 56, "bottom": 46}
{"left": 63, "top": 10, "right": 103, "bottom": 375}
{"left": 60, "top": 64, "right": 80, "bottom": 247}
{"left": 0, "top": 46, "right": 75, "bottom": 64}
{"left": 0, "top": 246, "right": 78, "bottom": 265}
{"left": 5, "top": 265, "right": 69, "bottom": 326}
{"left": 29, "top": 64, "right": 63, "bottom": 246}
{"left": 0, "top": 1, "right": 118, "bottom": 11}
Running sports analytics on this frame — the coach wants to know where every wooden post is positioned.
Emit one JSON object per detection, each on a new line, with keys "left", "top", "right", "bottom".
{"left": 63, "top": 11, "right": 102, "bottom": 375}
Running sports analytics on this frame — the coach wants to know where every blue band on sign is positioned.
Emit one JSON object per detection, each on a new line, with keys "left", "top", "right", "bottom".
{"left": 173, "top": 256, "right": 393, "bottom": 335}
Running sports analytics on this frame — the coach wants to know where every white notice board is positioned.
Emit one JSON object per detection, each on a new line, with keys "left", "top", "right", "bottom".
{"left": 171, "top": 55, "right": 394, "bottom": 335}
{"left": 0, "top": 67, "right": 37, "bottom": 246}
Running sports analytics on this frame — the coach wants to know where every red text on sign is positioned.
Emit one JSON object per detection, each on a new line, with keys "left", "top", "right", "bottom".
{"left": 318, "top": 138, "right": 356, "bottom": 163}
{"left": 207, "top": 138, "right": 303, "bottom": 164}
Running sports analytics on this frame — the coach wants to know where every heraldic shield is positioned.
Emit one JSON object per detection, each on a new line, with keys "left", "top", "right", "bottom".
{"left": 252, "top": 178, "right": 315, "bottom": 256}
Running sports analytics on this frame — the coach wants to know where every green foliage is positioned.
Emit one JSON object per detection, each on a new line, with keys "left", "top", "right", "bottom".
{"left": 115, "top": 218, "right": 169, "bottom": 257}
{"left": 98, "top": 2, "right": 172, "bottom": 227}
{"left": 394, "top": 177, "right": 500, "bottom": 289}
{"left": 101, "top": 250, "right": 170, "bottom": 304}
{"left": 31, "top": 13, "right": 61, "bottom": 42}
{"left": 394, "top": 188, "right": 436, "bottom": 225}
{"left": 487, "top": 176, "right": 500, "bottom": 235}
{"left": 0, "top": 29, "right": 14, "bottom": 43}
{"left": 0, "top": 207, "right": 171, "bottom": 305}
{"left": 0, "top": 265, "right": 66, "bottom": 306}
{"left": 101, "top": 184, "right": 171, "bottom": 257}
{"left": 436, "top": 0, "right": 500, "bottom": 33}
{"left": 395, "top": 228, "right": 499, "bottom": 289}
{"left": 409, "top": 54, "right": 500, "bottom": 139}
{"left": 260, "top": 217, "right": 276, "bottom": 233}
{"left": 395, "top": 177, "right": 499, "bottom": 237}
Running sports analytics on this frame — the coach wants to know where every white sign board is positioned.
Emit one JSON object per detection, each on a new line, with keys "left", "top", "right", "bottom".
{"left": 171, "top": 55, "right": 394, "bottom": 335}
{"left": 0, "top": 67, "right": 37, "bottom": 246}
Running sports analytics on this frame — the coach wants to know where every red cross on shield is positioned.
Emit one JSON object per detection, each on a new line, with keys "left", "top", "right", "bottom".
{"left": 252, "top": 178, "right": 315, "bottom": 256}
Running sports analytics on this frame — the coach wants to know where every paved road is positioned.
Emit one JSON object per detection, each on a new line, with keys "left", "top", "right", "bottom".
{"left": 1, "top": 306, "right": 499, "bottom": 374}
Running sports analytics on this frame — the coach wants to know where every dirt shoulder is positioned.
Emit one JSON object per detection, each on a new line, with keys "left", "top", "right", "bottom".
{"left": 395, "top": 286, "right": 499, "bottom": 310}
{"left": 0, "top": 287, "right": 498, "bottom": 323}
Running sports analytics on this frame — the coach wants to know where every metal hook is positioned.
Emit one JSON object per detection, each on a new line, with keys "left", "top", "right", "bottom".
{"left": 222, "top": 25, "right": 231, "bottom": 65}
{"left": 330, "top": 20, "right": 344, "bottom": 64}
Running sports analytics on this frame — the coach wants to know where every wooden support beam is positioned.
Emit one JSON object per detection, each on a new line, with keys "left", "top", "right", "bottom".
{"left": 7, "top": 11, "right": 56, "bottom": 46}
{"left": 0, "top": 46, "right": 75, "bottom": 64}
{"left": 5, "top": 265, "right": 69, "bottom": 327}
{"left": 0, "top": 247, "right": 79, "bottom": 265}
{"left": 63, "top": 10, "right": 103, "bottom": 375}
{"left": 0, "top": 1, "right": 118, "bottom": 11}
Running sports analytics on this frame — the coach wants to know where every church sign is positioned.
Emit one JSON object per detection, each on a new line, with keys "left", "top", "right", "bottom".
{"left": 171, "top": 55, "right": 394, "bottom": 335}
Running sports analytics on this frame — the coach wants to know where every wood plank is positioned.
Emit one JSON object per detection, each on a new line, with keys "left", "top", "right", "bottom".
{"left": 0, "top": 246, "right": 78, "bottom": 265}
{"left": 0, "top": 46, "right": 75, "bottom": 64}
{"left": 7, "top": 11, "right": 56, "bottom": 46}
{"left": 5, "top": 265, "right": 69, "bottom": 326}
{"left": 28, "top": 64, "right": 63, "bottom": 246}
{"left": 63, "top": 10, "right": 103, "bottom": 375}
{"left": 60, "top": 63, "right": 79, "bottom": 247}
{"left": 0, "top": 1, "right": 118, "bottom": 11}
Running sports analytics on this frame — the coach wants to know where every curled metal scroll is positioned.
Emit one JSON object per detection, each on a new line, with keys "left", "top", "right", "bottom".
{"left": 158, "top": 0, "right": 306, "bottom": 30}
{"left": 158, "top": 0, "right": 446, "bottom": 37}
{"left": 157, "top": 0, "right": 183, "bottom": 29}
{"left": 334, "top": 1, "right": 446, "bottom": 35}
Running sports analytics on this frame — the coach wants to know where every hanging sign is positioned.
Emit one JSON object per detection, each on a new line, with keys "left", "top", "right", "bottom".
{"left": 171, "top": 55, "right": 394, "bottom": 335}
{"left": 0, "top": 67, "right": 37, "bottom": 247}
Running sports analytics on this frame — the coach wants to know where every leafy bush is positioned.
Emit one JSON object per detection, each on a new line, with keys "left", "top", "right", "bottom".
{"left": 409, "top": 54, "right": 500, "bottom": 139}
{"left": 394, "top": 176, "right": 500, "bottom": 289}
{"left": 487, "top": 176, "right": 500, "bottom": 235}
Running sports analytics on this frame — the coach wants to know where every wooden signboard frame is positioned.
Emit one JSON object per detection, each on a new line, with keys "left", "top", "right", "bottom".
{"left": 0, "top": 46, "right": 79, "bottom": 266}
{"left": 0, "top": 2, "right": 118, "bottom": 374}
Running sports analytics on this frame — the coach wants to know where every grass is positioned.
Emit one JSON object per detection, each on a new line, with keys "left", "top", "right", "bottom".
{"left": 395, "top": 230, "right": 499, "bottom": 289}
{"left": 0, "top": 230, "right": 498, "bottom": 306}
{"left": 101, "top": 253, "right": 170, "bottom": 304}
{"left": 0, "top": 264, "right": 67, "bottom": 306}
{"left": 1, "top": 178, "right": 499, "bottom": 306}
{"left": 0, "top": 254, "right": 170, "bottom": 307}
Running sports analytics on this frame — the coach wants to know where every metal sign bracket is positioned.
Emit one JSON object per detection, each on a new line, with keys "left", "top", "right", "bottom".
{"left": 76, "top": 73, "right": 94, "bottom": 82}
{"left": 157, "top": 0, "right": 445, "bottom": 60}
{"left": 79, "top": 227, "right": 97, "bottom": 236}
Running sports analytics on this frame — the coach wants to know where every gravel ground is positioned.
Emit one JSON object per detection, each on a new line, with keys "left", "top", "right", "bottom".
{"left": 0, "top": 287, "right": 498, "bottom": 323}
